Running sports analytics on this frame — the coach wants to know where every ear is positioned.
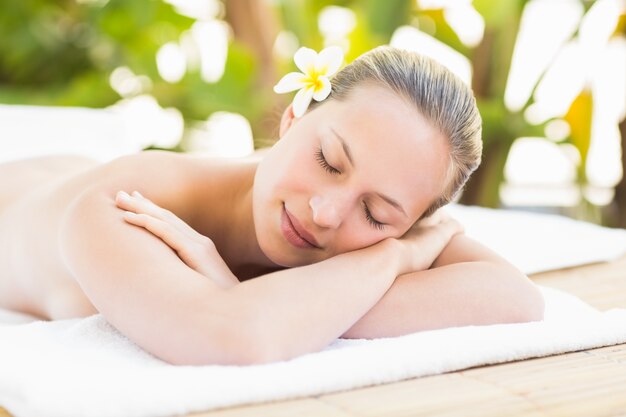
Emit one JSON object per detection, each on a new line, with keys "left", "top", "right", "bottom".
{"left": 279, "top": 103, "right": 297, "bottom": 139}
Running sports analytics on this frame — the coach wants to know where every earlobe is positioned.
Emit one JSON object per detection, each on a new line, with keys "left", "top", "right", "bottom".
{"left": 279, "top": 104, "right": 296, "bottom": 138}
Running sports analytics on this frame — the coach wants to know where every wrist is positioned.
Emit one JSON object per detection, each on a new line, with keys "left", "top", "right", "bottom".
{"left": 376, "top": 237, "right": 406, "bottom": 276}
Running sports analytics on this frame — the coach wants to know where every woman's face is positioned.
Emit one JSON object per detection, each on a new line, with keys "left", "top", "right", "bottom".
{"left": 253, "top": 83, "right": 450, "bottom": 267}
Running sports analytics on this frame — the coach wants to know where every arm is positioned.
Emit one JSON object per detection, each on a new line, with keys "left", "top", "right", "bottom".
{"left": 114, "top": 192, "right": 537, "bottom": 345}
{"left": 60, "top": 186, "right": 413, "bottom": 365}
{"left": 341, "top": 233, "right": 545, "bottom": 339}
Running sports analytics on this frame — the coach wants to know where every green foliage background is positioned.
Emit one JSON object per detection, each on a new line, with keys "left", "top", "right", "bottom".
{"left": 1, "top": 0, "right": 625, "bottom": 225}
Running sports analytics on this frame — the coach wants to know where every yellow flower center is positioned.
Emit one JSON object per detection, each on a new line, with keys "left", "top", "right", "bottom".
{"left": 303, "top": 68, "right": 325, "bottom": 92}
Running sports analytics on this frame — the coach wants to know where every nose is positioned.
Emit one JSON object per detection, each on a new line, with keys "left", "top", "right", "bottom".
{"left": 309, "top": 194, "right": 347, "bottom": 229}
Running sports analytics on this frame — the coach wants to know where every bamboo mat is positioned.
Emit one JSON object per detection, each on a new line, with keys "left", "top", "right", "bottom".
{"left": 2, "top": 256, "right": 626, "bottom": 417}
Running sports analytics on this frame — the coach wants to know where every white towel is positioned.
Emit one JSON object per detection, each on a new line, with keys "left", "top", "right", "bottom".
{"left": 446, "top": 204, "right": 626, "bottom": 274}
{"left": 1, "top": 206, "right": 626, "bottom": 417}
{"left": 2, "top": 287, "right": 626, "bottom": 417}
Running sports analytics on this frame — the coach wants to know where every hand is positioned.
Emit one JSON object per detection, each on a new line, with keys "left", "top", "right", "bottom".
{"left": 114, "top": 190, "right": 240, "bottom": 289}
{"left": 392, "top": 209, "right": 464, "bottom": 275}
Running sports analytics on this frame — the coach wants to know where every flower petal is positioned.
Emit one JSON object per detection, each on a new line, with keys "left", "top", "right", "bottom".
{"left": 312, "top": 76, "right": 331, "bottom": 101}
{"left": 294, "top": 47, "right": 318, "bottom": 74}
{"left": 273, "top": 72, "right": 307, "bottom": 93}
{"left": 316, "top": 46, "right": 344, "bottom": 76}
{"left": 292, "top": 86, "right": 315, "bottom": 118}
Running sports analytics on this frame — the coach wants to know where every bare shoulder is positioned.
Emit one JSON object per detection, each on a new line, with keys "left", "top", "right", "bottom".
{"left": 89, "top": 151, "right": 217, "bottom": 217}
{"left": 101, "top": 150, "right": 196, "bottom": 184}
{"left": 100, "top": 151, "right": 236, "bottom": 191}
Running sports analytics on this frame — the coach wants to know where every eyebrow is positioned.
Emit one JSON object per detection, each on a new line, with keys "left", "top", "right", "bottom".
{"left": 330, "top": 127, "right": 354, "bottom": 167}
{"left": 330, "top": 127, "right": 408, "bottom": 218}
{"left": 376, "top": 193, "right": 408, "bottom": 218}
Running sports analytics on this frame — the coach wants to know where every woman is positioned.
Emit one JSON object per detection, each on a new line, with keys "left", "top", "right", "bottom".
{"left": 0, "top": 46, "right": 544, "bottom": 366}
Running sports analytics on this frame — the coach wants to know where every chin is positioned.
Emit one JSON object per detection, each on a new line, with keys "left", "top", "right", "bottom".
{"left": 253, "top": 199, "right": 323, "bottom": 268}
{"left": 263, "top": 245, "right": 308, "bottom": 268}
{"left": 257, "top": 237, "right": 316, "bottom": 268}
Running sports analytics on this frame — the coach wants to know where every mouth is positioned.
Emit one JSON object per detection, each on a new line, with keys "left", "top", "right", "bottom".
{"left": 281, "top": 204, "right": 320, "bottom": 249}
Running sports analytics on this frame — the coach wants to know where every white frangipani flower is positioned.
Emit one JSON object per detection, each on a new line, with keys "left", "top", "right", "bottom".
{"left": 273, "top": 46, "right": 344, "bottom": 117}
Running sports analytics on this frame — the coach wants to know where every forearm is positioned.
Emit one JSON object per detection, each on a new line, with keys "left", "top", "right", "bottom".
{"left": 225, "top": 240, "right": 402, "bottom": 363}
{"left": 342, "top": 261, "right": 545, "bottom": 339}
{"left": 61, "top": 178, "right": 409, "bottom": 366}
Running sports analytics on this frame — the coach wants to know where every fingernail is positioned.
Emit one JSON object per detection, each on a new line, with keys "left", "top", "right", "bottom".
{"left": 132, "top": 191, "right": 143, "bottom": 198}
{"left": 124, "top": 211, "right": 137, "bottom": 218}
{"left": 117, "top": 191, "right": 131, "bottom": 201}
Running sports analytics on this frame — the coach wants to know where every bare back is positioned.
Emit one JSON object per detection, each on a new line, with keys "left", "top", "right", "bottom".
{"left": 0, "top": 155, "right": 102, "bottom": 318}
{"left": 0, "top": 152, "right": 261, "bottom": 320}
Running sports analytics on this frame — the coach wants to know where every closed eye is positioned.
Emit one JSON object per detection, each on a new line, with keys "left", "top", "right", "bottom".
{"left": 315, "top": 146, "right": 385, "bottom": 230}
{"left": 315, "top": 147, "right": 341, "bottom": 175}
{"left": 363, "top": 202, "right": 385, "bottom": 230}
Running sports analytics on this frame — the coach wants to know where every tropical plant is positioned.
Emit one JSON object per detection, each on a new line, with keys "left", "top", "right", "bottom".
{"left": 1, "top": 0, "right": 624, "bottom": 225}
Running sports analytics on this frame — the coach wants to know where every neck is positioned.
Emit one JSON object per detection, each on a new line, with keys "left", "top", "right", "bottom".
{"left": 191, "top": 159, "right": 279, "bottom": 277}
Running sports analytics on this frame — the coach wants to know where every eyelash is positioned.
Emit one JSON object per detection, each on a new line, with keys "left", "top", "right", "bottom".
{"left": 314, "top": 146, "right": 386, "bottom": 230}
{"left": 315, "top": 147, "right": 340, "bottom": 175}
{"left": 363, "top": 202, "right": 385, "bottom": 230}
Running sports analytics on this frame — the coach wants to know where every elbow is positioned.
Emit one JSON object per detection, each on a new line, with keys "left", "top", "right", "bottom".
{"left": 218, "top": 321, "right": 292, "bottom": 366}
{"left": 162, "top": 315, "right": 281, "bottom": 367}
{"left": 162, "top": 334, "right": 263, "bottom": 367}
{"left": 528, "top": 279, "right": 546, "bottom": 321}
{"left": 506, "top": 292, "right": 545, "bottom": 325}
{"left": 165, "top": 346, "right": 268, "bottom": 367}
{"left": 502, "top": 268, "right": 546, "bottom": 324}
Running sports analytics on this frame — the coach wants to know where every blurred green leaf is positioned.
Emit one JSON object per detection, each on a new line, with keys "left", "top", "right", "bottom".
{"left": 362, "top": 0, "right": 412, "bottom": 42}
{"left": 1, "top": 0, "right": 613, "bottom": 222}
{"left": 417, "top": 9, "right": 466, "bottom": 54}
{"left": 473, "top": 0, "right": 524, "bottom": 29}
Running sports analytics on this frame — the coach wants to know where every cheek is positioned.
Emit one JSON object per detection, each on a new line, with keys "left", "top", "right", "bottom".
{"left": 332, "top": 221, "right": 389, "bottom": 254}
{"left": 256, "top": 152, "right": 302, "bottom": 195}
{"left": 276, "top": 153, "right": 321, "bottom": 194}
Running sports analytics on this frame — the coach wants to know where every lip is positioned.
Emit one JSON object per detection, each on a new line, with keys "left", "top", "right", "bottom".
{"left": 281, "top": 205, "right": 320, "bottom": 249}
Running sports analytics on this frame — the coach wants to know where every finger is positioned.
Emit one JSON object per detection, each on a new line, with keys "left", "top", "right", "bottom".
{"left": 116, "top": 191, "right": 157, "bottom": 218}
{"left": 119, "top": 191, "right": 201, "bottom": 242}
{"left": 116, "top": 191, "right": 166, "bottom": 219}
{"left": 135, "top": 193, "right": 206, "bottom": 242}
{"left": 451, "top": 218, "right": 465, "bottom": 234}
{"left": 441, "top": 217, "right": 464, "bottom": 236}
{"left": 416, "top": 214, "right": 440, "bottom": 228}
{"left": 123, "top": 211, "right": 215, "bottom": 271}
{"left": 123, "top": 211, "right": 198, "bottom": 255}
{"left": 115, "top": 191, "right": 136, "bottom": 211}
{"left": 128, "top": 192, "right": 184, "bottom": 227}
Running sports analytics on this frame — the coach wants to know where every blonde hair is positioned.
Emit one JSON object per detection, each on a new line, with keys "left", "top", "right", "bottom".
{"left": 311, "top": 46, "right": 482, "bottom": 218}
